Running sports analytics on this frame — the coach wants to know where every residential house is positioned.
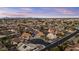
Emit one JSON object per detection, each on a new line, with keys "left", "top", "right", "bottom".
{"left": 46, "top": 33, "right": 57, "bottom": 40}
{"left": 11, "top": 38, "right": 21, "bottom": 45}
{"left": 17, "top": 42, "right": 41, "bottom": 51}
{"left": 34, "top": 30, "right": 45, "bottom": 39}
{"left": 20, "top": 32, "right": 31, "bottom": 42}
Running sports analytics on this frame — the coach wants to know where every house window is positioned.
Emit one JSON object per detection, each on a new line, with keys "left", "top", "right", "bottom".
{"left": 23, "top": 45, "right": 27, "bottom": 49}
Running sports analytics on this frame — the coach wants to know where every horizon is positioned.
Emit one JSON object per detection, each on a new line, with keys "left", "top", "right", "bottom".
{"left": 1, "top": 16, "right": 79, "bottom": 18}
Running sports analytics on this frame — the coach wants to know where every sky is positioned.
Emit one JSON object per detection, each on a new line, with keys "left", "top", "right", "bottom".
{"left": 0, "top": 7, "right": 79, "bottom": 18}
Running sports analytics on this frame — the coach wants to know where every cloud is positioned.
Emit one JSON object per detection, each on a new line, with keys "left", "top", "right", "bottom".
{"left": 19, "top": 7, "right": 33, "bottom": 13}
{"left": 54, "top": 8, "right": 75, "bottom": 14}
{"left": 0, "top": 8, "right": 27, "bottom": 17}
{"left": 0, "top": 7, "right": 49, "bottom": 17}
{"left": 1, "top": 12, "right": 28, "bottom": 16}
{"left": 0, "top": 11, "right": 48, "bottom": 17}
{"left": 20, "top": 8, "right": 32, "bottom": 11}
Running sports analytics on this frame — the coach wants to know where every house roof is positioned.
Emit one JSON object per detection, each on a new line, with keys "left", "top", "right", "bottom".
{"left": 21, "top": 32, "right": 31, "bottom": 38}
{"left": 36, "top": 31, "right": 45, "bottom": 36}
{"left": 65, "top": 44, "right": 79, "bottom": 51}
{"left": 12, "top": 38, "right": 21, "bottom": 43}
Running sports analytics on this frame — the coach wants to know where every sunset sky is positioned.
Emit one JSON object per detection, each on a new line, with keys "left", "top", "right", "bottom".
{"left": 0, "top": 7, "right": 79, "bottom": 18}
